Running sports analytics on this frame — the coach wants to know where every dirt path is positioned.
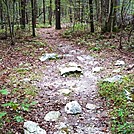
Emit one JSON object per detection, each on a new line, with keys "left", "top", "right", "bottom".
{"left": 27, "top": 27, "right": 110, "bottom": 134}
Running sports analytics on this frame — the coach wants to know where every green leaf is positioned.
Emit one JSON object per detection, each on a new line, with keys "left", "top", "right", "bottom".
{"left": 0, "top": 89, "right": 9, "bottom": 95}
{"left": 21, "top": 103, "right": 30, "bottom": 111}
{"left": 14, "top": 116, "right": 24, "bottom": 122}
{"left": 31, "top": 101, "right": 37, "bottom": 105}
{"left": 0, "top": 112, "right": 7, "bottom": 118}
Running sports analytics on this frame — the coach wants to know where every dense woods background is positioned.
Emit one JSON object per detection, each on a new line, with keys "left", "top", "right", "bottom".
{"left": 0, "top": 0, "right": 133, "bottom": 47}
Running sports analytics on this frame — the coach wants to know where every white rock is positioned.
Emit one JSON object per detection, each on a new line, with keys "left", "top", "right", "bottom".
{"left": 112, "top": 68, "right": 121, "bottom": 73}
{"left": 103, "top": 75, "right": 122, "bottom": 83}
{"left": 65, "top": 101, "right": 82, "bottom": 114}
{"left": 92, "top": 67, "right": 103, "bottom": 72}
{"left": 39, "top": 53, "right": 60, "bottom": 61}
{"left": 24, "top": 121, "right": 46, "bottom": 134}
{"left": 115, "top": 60, "right": 125, "bottom": 66}
{"left": 44, "top": 111, "right": 61, "bottom": 121}
{"left": 59, "top": 62, "right": 82, "bottom": 76}
{"left": 56, "top": 122, "right": 67, "bottom": 129}
{"left": 58, "top": 89, "right": 72, "bottom": 95}
{"left": 39, "top": 48, "right": 43, "bottom": 50}
{"left": 86, "top": 103, "right": 96, "bottom": 110}
{"left": 23, "top": 78, "right": 31, "bottom": 82}
{"left": 77, "top": 56, "right": 85, "bottom": 62}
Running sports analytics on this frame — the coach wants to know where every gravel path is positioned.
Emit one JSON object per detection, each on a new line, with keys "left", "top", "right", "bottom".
{"left": 32, "top": 27, "right": 110, "bottom": 134}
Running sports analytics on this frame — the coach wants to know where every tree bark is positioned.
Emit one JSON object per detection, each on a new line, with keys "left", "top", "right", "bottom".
{"left": 55, "top": 0, "right": 61, "bottom": 29}
{"left": 43, "top": 0, "right": 46, "bottom": 24}
{"left": 89, "top": 0, "right": 94, "bottom": 32}
{"left": 31, "top": 0, "right": 36, "bottom": 37}
{"left": 20, "top": 0, "right": 26, "bottom": 29}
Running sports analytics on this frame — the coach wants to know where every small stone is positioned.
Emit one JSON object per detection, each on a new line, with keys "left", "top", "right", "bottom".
{"left": 103, "top": 75, "right": 122, "bottom": 83}
{"left": 23, "top": 78, "right": 31, "bottom": 82}
{"left": 115, "top": 60, "right": 125, "bottom": 66}
{"left": 130, "top": 87, "right": 134, "bottom": 94}
{"left": 44, "top": 111, "right": 61, "bottom": 121}
{"left": 58, "top": 89, "right": 72, "bottom": 95}
{"left": 65, "top": 101, "right": 82, "bottom": 114}
{"left": 56, "top": 122, "right": 67, "bottom": 129}
{"left": 24, "top": 121, "right": 46, "bottom": 134}
{"left": 77, "top": 56, "right": 84, "bottom": 61}
{"left": 86, "top": 103, "right": 96, "bottom": 110}
{"left": 92, "top": 67, "right": 103, "bottom": 72}
{"left": 112, "top": 68, "right": 121, "bottom": 73}
{"left": 39, "top": 53, "right": 61, "bottom": 61}
{"left": 39, "top": 48, "right": 43, "bottom": 50}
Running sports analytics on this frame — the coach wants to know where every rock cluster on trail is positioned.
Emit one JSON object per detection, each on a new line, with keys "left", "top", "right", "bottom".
{"left": 65, "top": 101, "right": 82, "bottom": 114}
{"left": 44, "top": 111, "right": 61, "bottom": 121}
{"left": 24, "top": 121, "right": 46, "bottom": 134}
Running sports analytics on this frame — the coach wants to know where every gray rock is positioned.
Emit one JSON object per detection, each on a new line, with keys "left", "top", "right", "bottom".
{"left": 103, "top": 75, "right": 122, "bottom": 83}
{"left": 115, "top": 60, "right": 125, "bottom": 66}
{"left": 24, "top": 121, "right": 46, "bottom": 134}
{"left": 112, "top": 68, "right": 121, "bottom": 73}
{"left": 39, "top": 53, "right": 61, "bottom": 61}
{"left": 59, "top": 62, "right": 82, "bottom": 76}
{"left": 92, "top": 67, "right": 103, "bottom": 72}
{"left": 86, "top": 103, "right": 96, "bottom": 110}
{"left": 44, "top": 111, "right": 61, "bottom": 121}
{"left": 58, "top": 89, "right": 72, "bottom": 95}
{"left": 124, "top": 89, "right": 132, "bottom": 100}
{"left": 23, "top": 78, "right": 31, "bottom": 82}
{"left": 65, "top": 101, "right": 82, "bottom": 114}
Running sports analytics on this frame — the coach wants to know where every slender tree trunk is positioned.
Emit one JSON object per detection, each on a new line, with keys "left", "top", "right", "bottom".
{"left": 31, "top": 0, "right": 36, "bottom": 37}
{"left": 49, "top": 0, "right": 52, "bottom": 25}
{"left": 55, "top": 0, "right": 61, "bottom": 29}
{"left": 0, "top": 1, "right": 4, "bottom": 29}
{"left": 43, "top": 0, "right": 46, "bottom": 24}
{"left": 89, "top": 0, "right": 94, "bottom": 32}
{"left": 3, "top": 0, "right": 15, "bottom": 45}
{"left": 20, "top": 0, "right": 26, "bottom": 29}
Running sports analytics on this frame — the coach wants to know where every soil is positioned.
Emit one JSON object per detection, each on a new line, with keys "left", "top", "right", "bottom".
{"left": 0, "top": 26, "right": 133, "bottom": 134}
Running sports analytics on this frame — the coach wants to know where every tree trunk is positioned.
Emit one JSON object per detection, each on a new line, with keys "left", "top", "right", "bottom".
{"left": 20, "top": 0, "right": 26, "bottom": 29}
{"left": 43, "top": 0, "right": 46, "bottom": 24}
{"left": 55, "top": 0, "right": 61, "bottom": 29}
{"left": 31, "top": 0, "right": 36, "bottom": 37}
{"left": 49, "top": 0, "right": 52, "bottom": 25}
{"left": 0, "top": 1, "right": 4, "bottom": 29}
{"left": 89, "top": 0, "right": 94, "bottom": 32}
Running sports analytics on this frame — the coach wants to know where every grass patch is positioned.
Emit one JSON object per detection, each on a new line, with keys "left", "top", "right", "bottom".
{"left": 98, "top": 75, "right": 134, "bottom": 134}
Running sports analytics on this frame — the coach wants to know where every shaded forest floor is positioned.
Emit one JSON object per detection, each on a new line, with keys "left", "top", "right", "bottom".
{"left": 0, "top": 26, "right": 134, "bottom": 133}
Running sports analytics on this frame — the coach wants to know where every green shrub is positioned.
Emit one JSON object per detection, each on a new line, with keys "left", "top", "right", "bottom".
{"left": 98, "top": 75, "right": 134, "bottom": 134}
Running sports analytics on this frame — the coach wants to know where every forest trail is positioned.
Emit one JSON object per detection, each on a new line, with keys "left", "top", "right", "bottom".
{"left": 31, "top": 27, "right": 110, "bottom": 134}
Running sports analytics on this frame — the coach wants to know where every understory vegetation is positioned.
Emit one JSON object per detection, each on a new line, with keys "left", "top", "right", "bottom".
{"left": 63, "top": 23, "right": 134, "bottom": 53}
{"left": 98, "top": 75, "right": 134, "bottom": 134}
